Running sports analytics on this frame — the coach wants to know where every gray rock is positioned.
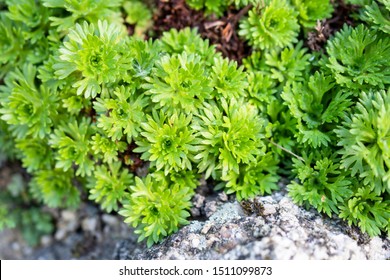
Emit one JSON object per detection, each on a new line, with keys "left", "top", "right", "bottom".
{"left": 204, "top": 201, "right": 218, "bottom": 217}
{"left": 101, "top": 214, "right": 120, "bottom": 227}
{"left": 40, "top": 235, "right": 53, "bottom": 247}
{"left": 2, "top": 190, "right": 388, "bottom": 260}
{"left": 218, "top": 192, "right": 228, "bottom": 202}
{"left": 114, "top": 191, "right": 390, "bottom": 260}
{"left": 81, "top": 217, "right": 99, "bottom": 232}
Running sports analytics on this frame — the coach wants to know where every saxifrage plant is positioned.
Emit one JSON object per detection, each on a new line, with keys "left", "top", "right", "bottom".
{"left": 0, "top": 0, "right": 389, "bottom": 248}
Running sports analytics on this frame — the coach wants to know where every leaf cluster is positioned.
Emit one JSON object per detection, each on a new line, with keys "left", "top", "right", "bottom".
{"left": 238, "top": 0, "right": 333, "bottom": 50}
{"left": 0, "top": 14, "right": 278, "bottom": 246}
{"left": 283, "top": 18, "right": 390, "bottom": 236}
{"left": 1, "top": 0, "right": 390, "bottom": 249}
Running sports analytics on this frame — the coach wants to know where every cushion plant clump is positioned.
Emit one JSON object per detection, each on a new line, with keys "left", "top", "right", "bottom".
{"left": 0, "top": 0, "right": 389, "bottom": 248}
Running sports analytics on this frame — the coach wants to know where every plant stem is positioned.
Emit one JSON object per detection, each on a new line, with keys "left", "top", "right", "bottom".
{"left": 266, "top": 138, "right": 305, "bottom": 162}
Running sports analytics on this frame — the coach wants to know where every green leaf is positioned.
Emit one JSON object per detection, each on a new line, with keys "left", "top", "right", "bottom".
{"left": 135, "top": 111, "right": 198, "bottom": 175}
{"left": 88, "top": 162, "right": 134, "bottom": 213}
{"left": 119, "top": 174, "right": 192, "bottom": 247}
{"left": 239, "top": 0, "right": 300, "bottom": 50}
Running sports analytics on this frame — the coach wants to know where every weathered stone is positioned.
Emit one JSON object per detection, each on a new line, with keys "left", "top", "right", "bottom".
{"left": 114, "top": 191, "right": 390, "bottom": 260}
{"left": 2, "top": 190, "right": 389, "bottom": 260}
{"left": 81, "top": 217, "right": 98, "bottom": 232}
{"left": 204, "top": 201, "right": 218, "bottom": 217}
{"left": 101, "top": 214, "right": 120, "bottom": 227}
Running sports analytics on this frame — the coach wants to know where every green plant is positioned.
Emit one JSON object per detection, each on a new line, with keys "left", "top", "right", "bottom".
{"left": 239, "top": 0, "right": 300, "bottom": 50}
{"left": 2, "top": 10, "right": 274, "bottom": 245}
{"left": 143, "top": 52, "right": 213, "bottom": 114}
{"left": 257, "top": 41, "right": 311, "bottom": 85}
{"left": 94, "top": 85, "right": 148, "bottom": 143}
{"left": 0, "top": 119, "right": 16, "bottom": 162}
{"left": 185, "top": 0, "right": 230, "bottom": 16}
{"left": 29, "top": 168, "right": 80, "bottom": 208}
{"left": 292, "top": 0, "right": 333, "bottom": 28}
{"left": 185, "top": 0, "right": 263, "bottom": 16}
{"left": 119, "top": 174, "right": 193, "bottom": 247}
{"left": 134, "top": 111, "right": 198, "bottom": 175}
{"left": 0, "top": 0, "right": 51, "bottom": 77}
{"left": 42, "top": 0, "right": 124, "bottom": 33}
{"left": 159, "top": 27, "right": 218, "bottom": 64}
{"left": 49, "top": 117, "right": 95, "bottom": 177}
{"left": 1, "top": 0, "right": 390, "bottom": 250}
{"left": 218, "top": 152, "right": 280, "bottom": 201}
{"left": 88, "top": 162, "right": 134, "bottom": 213}
{"left": 339, "top": 185, "right": 390, "bottom": 236}
{"left": 361, "top": 0, "right": 390, "bottom": 34}
{"left": 122, "top": 0, "right": 152, "bottom": 37}
{"left": 282, "top": 71, "right": 353, "bottom": 148}
{"left": 288, "top": 151, "right": 352, "bottom": 217}
{"left": 335, "top": 90, "right": 390, "bottom": 195}
{"left": 0, "top": 63, "right": 59, "bottom": 139}
{"left": 53, "top": 20, "right": 129, "bottom": 98}
{"left": 324, "top": 24, "right": 390, "bottom": 91}
{"left": 192, "top": 98, "right": 266, "bottom": 180}
{"left": 211, "top": 56, "right": 248, "bottom": 99}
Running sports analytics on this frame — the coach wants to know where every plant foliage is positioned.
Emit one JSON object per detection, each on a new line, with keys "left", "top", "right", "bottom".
{"left": 239, "top": 0, "right": 300, "bottom": 50}
{"left": 0, "top": 0, "right": 389, "bottom": 249}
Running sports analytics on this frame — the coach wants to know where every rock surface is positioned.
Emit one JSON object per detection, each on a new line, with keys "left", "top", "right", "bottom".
{"left": 113, "top": 190, "right": 390, "bottom": 260}
{"left": 1, "top": 188, "right": 389, "bottom": 260}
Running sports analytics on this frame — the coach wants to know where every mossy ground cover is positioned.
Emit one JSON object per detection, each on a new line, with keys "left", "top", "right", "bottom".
{"left": 0, "top": 0, "right": 389, "bottom": 249}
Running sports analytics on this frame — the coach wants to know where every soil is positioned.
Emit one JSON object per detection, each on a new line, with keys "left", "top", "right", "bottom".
{"left": 306, "top": 0, "right": 360, "bottom": 51}
{"left": 148, "top": 0, "right": 252, "bottom": 63}
{"left": 148, "top": 0, "right": 359, "bottom": 60}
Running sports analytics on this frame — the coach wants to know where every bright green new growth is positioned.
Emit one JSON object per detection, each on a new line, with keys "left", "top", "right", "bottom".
{"left": 49, "top": 117, "right": 95, "bottom": 177}
{"left": 88, "top": 162, "right": 134, "bottom": 213}
{"left": 119, "top": 174, "right": 193, "bottom": 248}
{"left": 0, "top": 64, "right": 59, "bottom": 139}
{"left": 1, "top": 0, "right": 390, "bottom": 249}
{"left": 292, "top": 0, "right": 333, "bottom": 28}
{"left": 94, "top": 85, "right": 148, "bottom": 143}
{"left": 134, "top": 111, "right": 198, "bottom": 175}
{"left": 54, "top": 20, "right": 128, "bottom": 98}
{"left": 143, "top": 52, "right": 213, "bottom": 114}
{"left": 239, "top": 0, "right": 300, "bottom": 50}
